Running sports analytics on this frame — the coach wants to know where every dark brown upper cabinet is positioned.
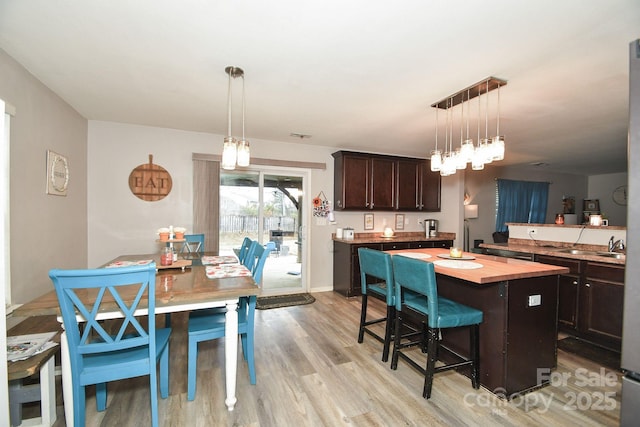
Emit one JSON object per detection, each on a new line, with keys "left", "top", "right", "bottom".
{"left": 333, "top": 151, "right": 441, "bottom": 211}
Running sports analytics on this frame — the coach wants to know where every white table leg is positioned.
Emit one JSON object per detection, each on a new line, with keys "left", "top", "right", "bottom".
{"left": 40, "top": 355, "right": 57, "bottom": 426}
{"left": 60, "top": 331, "right": 73, "bottom": 426}
{"left": 224, "top": 300, "right": 239, "bottom": 411}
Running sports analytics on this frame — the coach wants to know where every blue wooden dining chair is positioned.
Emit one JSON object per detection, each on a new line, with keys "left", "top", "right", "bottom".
{"left": 186, "top": 241, "right": 275, "bottom": 401}
{"left": 390, "top": 255, "right": 483, "bottom": 399}
{"left": 237, "top": 237, "right": 253, "bottom": 264}
{"left": 49, "top": 263, "right": 171, "bottom": 426}
{"left": 180, "top": 233, "right": 205, "bottom": 254}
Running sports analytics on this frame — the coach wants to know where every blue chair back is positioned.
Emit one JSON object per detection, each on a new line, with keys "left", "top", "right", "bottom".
{"left": 50, "top": 264, "right": 158, "bottom": 359}
{"left": 358, "top": 248, "right": 395, "bottom": 306}
{"left": 181, "top": 233, "right": 205, "bottom": 253}
{"left": 49, "top": 263, "right": 170, "bottom": 426}
{"left": 392, "top": 255, "right": 439, "bottom": 328}
{"left": 238, "top": 237, "right": 253, "bottom": 263}
{"left": 242, "top": 241, "right": 276, "bottom": 284}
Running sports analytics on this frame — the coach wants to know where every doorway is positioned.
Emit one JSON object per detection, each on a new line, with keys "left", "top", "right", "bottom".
{"left": 219, "top": 169, "right": 307, "bottom": 294}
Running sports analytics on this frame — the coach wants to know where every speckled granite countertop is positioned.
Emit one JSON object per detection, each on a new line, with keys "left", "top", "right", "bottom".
{"left": 332, "top": 231, "right": 456, "bottom": 244}
{"left": 480, "top": 239, "right": 625, "bottom": 265}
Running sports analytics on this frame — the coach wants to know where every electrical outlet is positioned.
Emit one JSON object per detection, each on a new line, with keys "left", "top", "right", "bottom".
{"left": 528, "top": 295, "right": 541, "bottom": 307}
{"left": 527, "top": 228, "right": 537, "bottom": 235}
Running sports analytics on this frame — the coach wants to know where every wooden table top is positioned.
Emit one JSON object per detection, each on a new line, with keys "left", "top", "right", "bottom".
{"left": 385, "top": 248, "right": 569, "bottom": 285}
{"left": 12, "top": 253, "right": 259, "bottom": 318}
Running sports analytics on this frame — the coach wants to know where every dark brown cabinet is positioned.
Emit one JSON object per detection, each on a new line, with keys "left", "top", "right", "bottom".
{"left": 536, "top": 255, "right": 624, "bottom": 351}
{"left": 581, "top": 262, "right": 624, "bottom": 351}
{"left": 395, "top": 159, "right": 441, "bottom": 211}
{"left": 333, "top": 239, "right": 453, "bottom": 297}
{"left": 537, "top": 255, "right": 581, "bottom": 330}
{"left": 333, "top": 151, "right": 440, "bottom": 211}
{"left": 332, "top": 151, "right": 395, "bottom": 210}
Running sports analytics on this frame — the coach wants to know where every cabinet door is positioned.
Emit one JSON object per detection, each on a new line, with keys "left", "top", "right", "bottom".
{"left": 420, "top": 161, "right": 441, "bottom": 211}
{"left": 581, "top": 262, "right": 624, "bottom": 350}
{"left": 341, "top": 155, "right": 370, "bottom": 209}
{"left": 558, "top": 274, "right": 579, "bottom": 330}
{"left": 396, "top": 159, "right": 420, "bottom": 210}
{"left": 536, "top": 255, "right": 582, "bottom": 332}
{"left": 370, "top": 157, "right": 395, "bottom": 210}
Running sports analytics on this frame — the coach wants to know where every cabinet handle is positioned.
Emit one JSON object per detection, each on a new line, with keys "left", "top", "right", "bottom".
{"left": 572, "top": 280, "right": 578, "bottom": 285}
{"left": 585, "top": 283, "right": 591, "bottom": 288}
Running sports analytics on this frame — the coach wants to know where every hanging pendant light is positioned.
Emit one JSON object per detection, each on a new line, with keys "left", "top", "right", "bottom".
{"left": 491, "top": 83, "right": 505, "bottom": 161}
{"left": 236, "top": 72, "right": 250, "bottom": 167}
{"left": 429, "top": 77, "right": 506, "bottom": 176}
{"left": 430, "top": 107, "right": 442, "bottom": 171}
{"left": 221, "top": 66, "right": 250, "bottom": 170}
{"left": 471, "top": 85, "right": 485, "bottom": 170}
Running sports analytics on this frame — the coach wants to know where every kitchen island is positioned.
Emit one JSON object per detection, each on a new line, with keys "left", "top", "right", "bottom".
{"left": 386, "top": 248, "right": 569, "bottom": 397}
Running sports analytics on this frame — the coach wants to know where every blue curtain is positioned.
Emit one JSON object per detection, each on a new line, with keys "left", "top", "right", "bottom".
{"left": 496, "top": 179, "right": 549, "bottom": 232}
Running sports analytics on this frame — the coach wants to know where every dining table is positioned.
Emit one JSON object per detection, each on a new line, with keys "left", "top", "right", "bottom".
{"left": 12, "top": 252, "right": 258, "bottom": 424}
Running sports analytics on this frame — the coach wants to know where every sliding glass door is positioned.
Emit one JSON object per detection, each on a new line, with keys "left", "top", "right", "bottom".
{"left": 219, "top": 169, "right": 306, "bottom": 294}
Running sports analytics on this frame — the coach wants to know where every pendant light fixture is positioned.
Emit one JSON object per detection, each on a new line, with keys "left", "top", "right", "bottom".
{"left": 429, "top": 77, "right": 507, "bottom": 176}
{"left": 221, "top": 66, "right": 250, "bottom": 170}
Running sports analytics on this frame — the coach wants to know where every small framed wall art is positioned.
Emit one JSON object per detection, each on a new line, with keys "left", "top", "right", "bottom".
{"left": 46, "top": 150, "right": 69, "bottom": 196}
{"left": 364, "top": 213, "right": 374, "bottom": 230}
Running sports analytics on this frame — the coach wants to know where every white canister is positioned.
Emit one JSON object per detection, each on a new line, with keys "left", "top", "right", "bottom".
{"left": 343, "top": 228, "right": 355, "bottom": 240}
{"left": 336, "top": 228, "right": 344, "bottom": 239}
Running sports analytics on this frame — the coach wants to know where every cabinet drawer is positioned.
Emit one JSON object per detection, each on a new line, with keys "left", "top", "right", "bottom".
{"left": 382, "top": 242, "right": 410, "bottom": 250}
{"left": 536, "top": 255, "right": 583, "bottom": 275}
{"left": 585, "top": 262, "right": 625, "bottom": 283}
{"left": 350, "top": 243, "right": 383, "bottom": 255}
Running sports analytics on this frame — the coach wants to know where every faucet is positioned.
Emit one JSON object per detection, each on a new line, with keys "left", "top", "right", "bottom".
{"left": 608, "top": 236, "right": 625, "bottom": 252}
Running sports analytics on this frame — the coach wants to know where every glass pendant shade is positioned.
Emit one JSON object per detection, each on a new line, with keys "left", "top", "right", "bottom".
{"left": 237, "top": 139, "right": 250, "bottom": 167}
{"left": 460, "top": 139, "right": 474, "bottom": 163}
{"left": 221, "top": 137, "right": 237, "bottom": 170}
{"left": 491, "top": 135, "right": 505, "bottom": 161}
{"left": 471, "top": 147, "right": 485, "bottom": 170}
{"left": 455, "top": 148, "right": 467, "bottom": 170}
{"left": 221, "top": 66, "right": 250, "bottom": 170}
{"left": 430, "top": 149, "right": 442, "bottom": 171}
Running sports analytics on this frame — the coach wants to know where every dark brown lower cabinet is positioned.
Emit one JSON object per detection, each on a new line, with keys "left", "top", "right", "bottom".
{"left": 333, "top": 240, "right": 452, "bottom": 297}
{"left": 536, "top": 255, "right": 624, "bottom": 352}
{"left": 580, "top": 262, "right": 624, "bottom": 351}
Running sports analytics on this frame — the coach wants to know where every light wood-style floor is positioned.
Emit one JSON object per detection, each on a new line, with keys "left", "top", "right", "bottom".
{"left": 49, "top": 291, "right": 620, "bottom": 426}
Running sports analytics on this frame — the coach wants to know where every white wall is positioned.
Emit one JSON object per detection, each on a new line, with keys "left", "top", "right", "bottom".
{"left": 88, "top": 121, "right": 337, "bottom": 291}
{"left": 588, "top": 172, "right": 628, "bottom": 226}
{"left": 464, "top": 165, "right": 591, "bottom": 247}
{"left": 88, "top": 121, "right": 465, "bottom": 291}
{"left": 0, "top": 49, "right": 88, "bottom": 304}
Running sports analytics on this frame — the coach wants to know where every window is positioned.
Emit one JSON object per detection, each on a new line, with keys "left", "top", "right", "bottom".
{"left": 495, "top": 179, "right": 549, "bottom": 232}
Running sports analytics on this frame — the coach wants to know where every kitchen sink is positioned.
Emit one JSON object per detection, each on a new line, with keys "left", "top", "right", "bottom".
{"left": 595, "top": 252, "right": 626, "bottom": 259}
{"left": 554, "top": 249, "right": 597, "bottom": 255}
{"left": 554, "top": 248, "right": 625, "bottom": 259}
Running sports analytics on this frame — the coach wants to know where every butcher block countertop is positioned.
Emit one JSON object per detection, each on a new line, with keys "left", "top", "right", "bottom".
{"left": 385, "top": 248, "right": 569, "bottom": 284}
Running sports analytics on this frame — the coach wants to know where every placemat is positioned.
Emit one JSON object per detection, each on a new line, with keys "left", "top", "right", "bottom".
{"left": 205, "top": 264, "right": 252, "bottom": 279}
{"left": 433, "top": 260, "right": 483, "bottom": 269}
{"left": 396, "top": 252, "right": 432, "bottom": 259}
{"left": 201, "top": 255, "right": 239, "bottom": 265}
{"left": 105, "top": 259, "right": 154, "bottom": 268}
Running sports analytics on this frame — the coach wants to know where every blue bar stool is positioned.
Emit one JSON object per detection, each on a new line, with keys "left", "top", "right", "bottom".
{"left": 357, "top": 248, "right": 396, "bottom": 362}
{"left": 390, "top": 254, "right": 483, "bottom": 399}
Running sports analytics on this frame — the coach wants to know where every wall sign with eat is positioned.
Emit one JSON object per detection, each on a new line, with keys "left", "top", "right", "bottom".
{"left": 128, "top": 154, "right": 172, "bottom": 201}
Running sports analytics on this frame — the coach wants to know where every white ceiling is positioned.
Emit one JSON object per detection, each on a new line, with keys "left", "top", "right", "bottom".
{"left": 1, "top": 1, "right": 638, "bottom": 175}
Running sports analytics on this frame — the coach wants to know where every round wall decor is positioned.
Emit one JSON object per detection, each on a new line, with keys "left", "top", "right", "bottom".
{"left": 128, "top": 154, "right": 172, "bottom": 201}
{"left": 612, "top": 185, "right": 628, "bottom": 206}
{"left": 46, "top": 150, "right": 69, "bottom": 196}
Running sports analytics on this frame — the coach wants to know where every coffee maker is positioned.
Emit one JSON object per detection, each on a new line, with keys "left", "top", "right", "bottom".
{"left": 425, "top": 219, "right": 438, "bottom": 238}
